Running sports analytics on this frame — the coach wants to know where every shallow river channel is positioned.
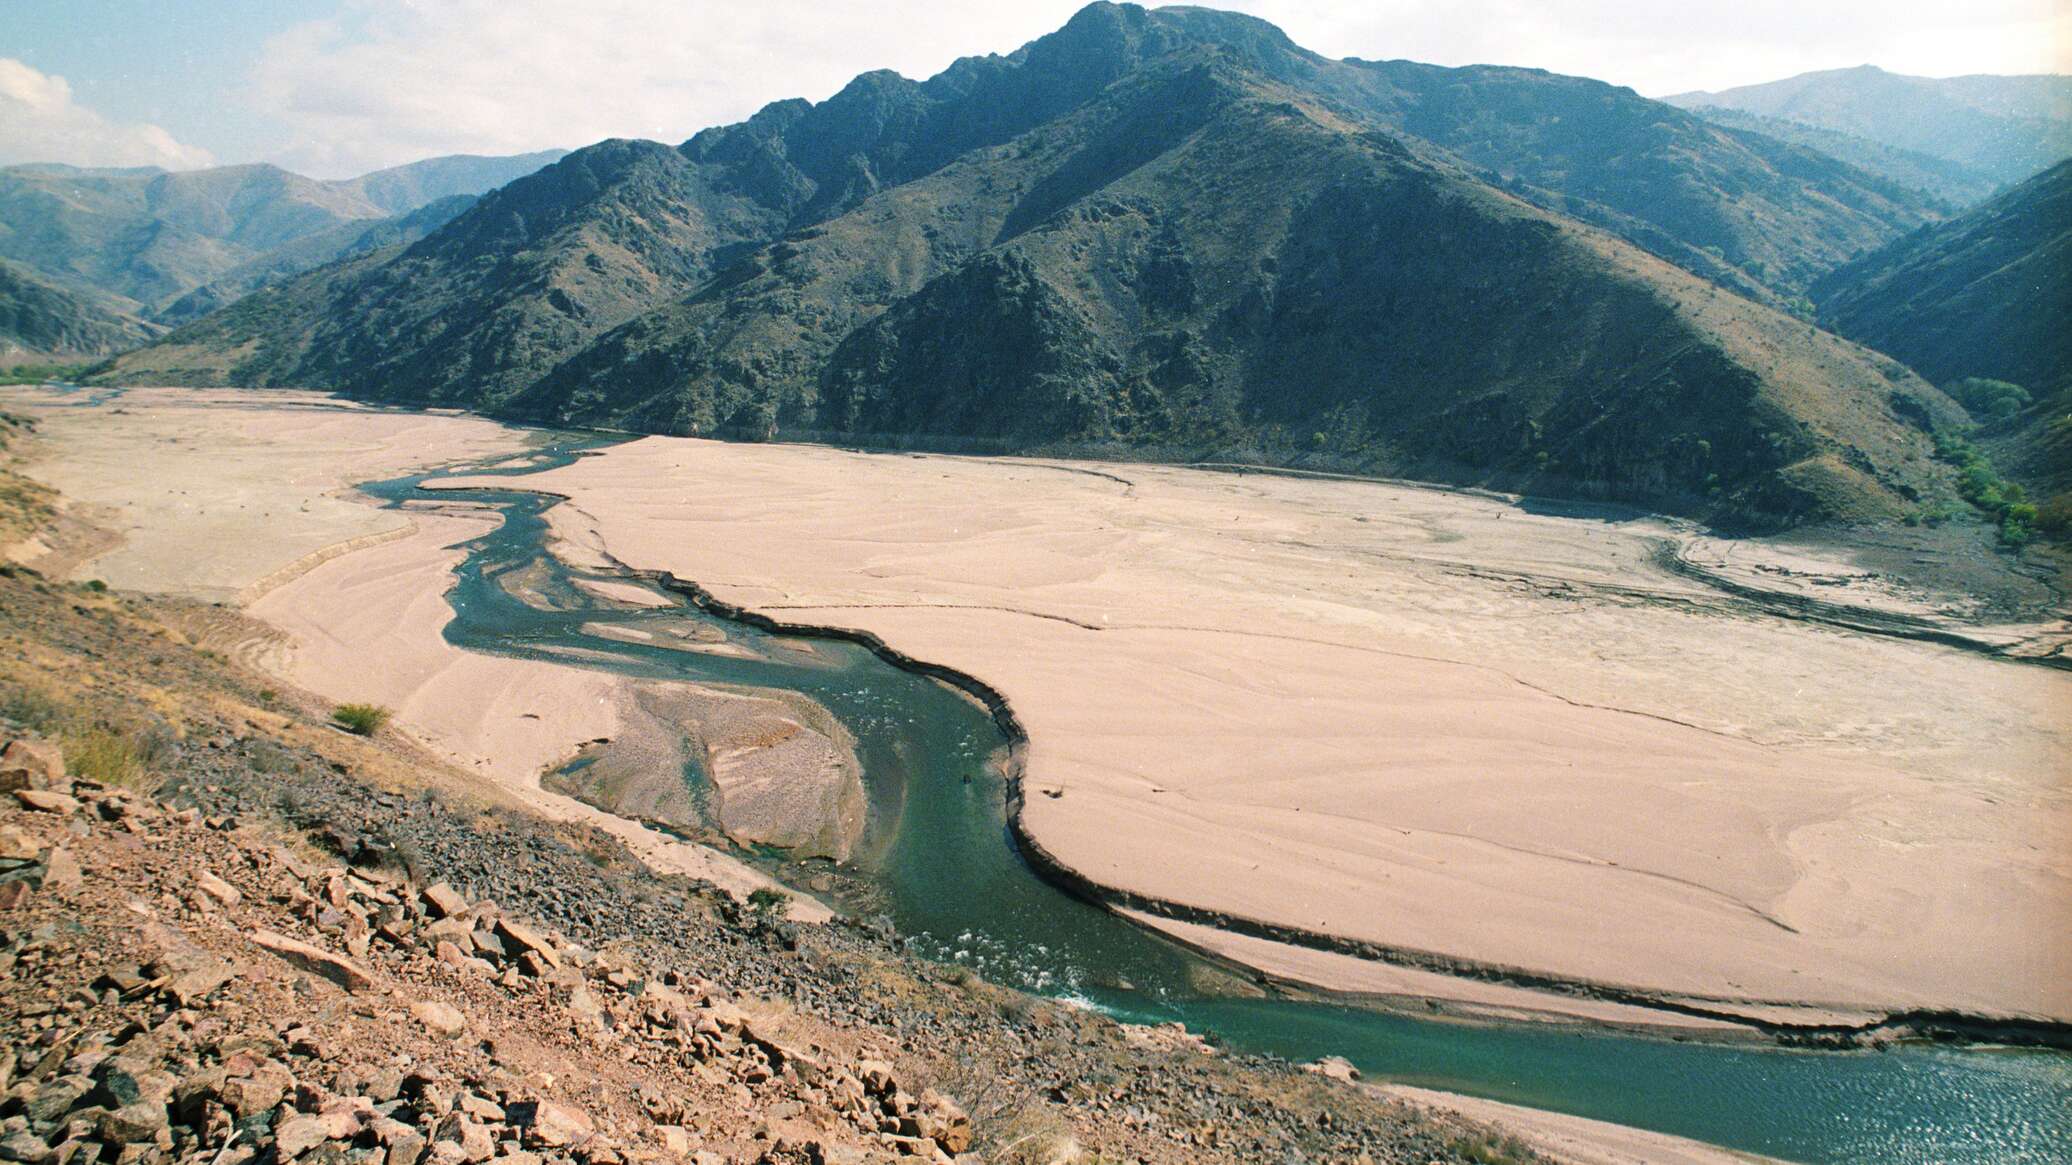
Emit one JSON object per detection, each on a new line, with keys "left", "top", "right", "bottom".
{"left": 365, "top": 440, "right": 2069, "bottom": 1165}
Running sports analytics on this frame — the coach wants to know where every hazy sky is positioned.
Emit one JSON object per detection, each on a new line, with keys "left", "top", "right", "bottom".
{"left": 4, "top": 0, "right": 2067, "bottom": 177}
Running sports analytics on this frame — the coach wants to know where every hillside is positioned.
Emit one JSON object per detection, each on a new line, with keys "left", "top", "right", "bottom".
{"left": 0, "top": 151, "right": 561, "bottom": 323}
{"left": 1814, "top": 160, "right": 2072, "bottom": 392}
{"left": 102, "top": 3, "right": 1967, "bottom": 526}
{"left": 153, "top": 195, "right": 482, "bottom": 326}
{"left": 332, "top": 149, "right": 568, "bottom": 214}
{"left": 0, "top": 257, "right": 157, "bottom": 359}
{"left": 1667, "top": 66, "right": 2072, "bottom": 193}
{"left": 1328, "top": 58, "right": 1940, "bottom": 295}
{"left": 1813, "top": 160, "right": 2072, "bottom": 509}
{"left": 1681, "top": 106, "right": 1998, "bottom": 206}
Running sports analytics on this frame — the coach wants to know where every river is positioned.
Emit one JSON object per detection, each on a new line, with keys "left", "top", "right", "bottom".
{"left": 366, "top": 439, "right": 2070, "bottom": 1165}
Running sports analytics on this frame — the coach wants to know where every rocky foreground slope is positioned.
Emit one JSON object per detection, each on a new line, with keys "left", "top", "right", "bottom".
{"left": 0, "top": 449, "right": 1531, "bottom": 1165}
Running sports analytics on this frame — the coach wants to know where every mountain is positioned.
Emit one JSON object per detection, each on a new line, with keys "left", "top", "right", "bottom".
{"left": 1317, "top": 58, "right": 1940, "bottom": 296}
{"left": 0, "top": 163, "right": 385, "bottom": 313}
{"left": 0, "top": 150, "right": 563, "bottom": 322}
{"left": 330, "top": 150, "right": 568, "bottom": 214}
{"left": 0, "top": 257, "right": 158, "bottom": 359}
{"left": 1814, "top": 160, "right": 2072, "bottom": 391}
{"left": 1681, "top": 106, "right": 1999, "bottom": 206}
{"left": 153, "top": 194, "right": 482, "bottom": 326}
{"left": 102, "top": 3, "right": 1967, "bottom": 527}
{"left": 1667, "top": 66, "right": 2072, "bottom": 195}
{"left": 1812, "top": 161, "right": 2071, "bottom": 506}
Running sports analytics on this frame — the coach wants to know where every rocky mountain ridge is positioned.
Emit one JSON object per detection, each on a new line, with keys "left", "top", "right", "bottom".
{"left": 0, "top": 151, "right": 565, "bottom": 343}
{"left": 101, "top": 3, "right": 1970, "bottom": 528}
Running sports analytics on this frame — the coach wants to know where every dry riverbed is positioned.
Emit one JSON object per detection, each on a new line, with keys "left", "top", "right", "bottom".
{"left": 478, "top": 438, "right": 2071, "bottom": 1033}
{"left": 7, "top": 387, "right": 2068, "bottom": 1038}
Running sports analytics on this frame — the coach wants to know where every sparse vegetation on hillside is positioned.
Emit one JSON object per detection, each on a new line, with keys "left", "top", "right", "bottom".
{"left": 0, "top": 258, "right": 157, "bottom": 359}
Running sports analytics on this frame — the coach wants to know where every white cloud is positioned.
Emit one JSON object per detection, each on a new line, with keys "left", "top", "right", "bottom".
{"left": 1225, "top": 0, "right": 2069, "bottom": 96}
{"left": 0, "top": 57, "right": 215, "bottom": 170}
{"left": 245, "top": 0, "right": 2069, "bottom": 177}
{"left": 251, "top": 0, "right": 1087, "bottom": 177}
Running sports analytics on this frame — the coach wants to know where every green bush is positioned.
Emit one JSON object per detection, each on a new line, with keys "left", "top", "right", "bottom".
{"left": 746, "top": 887, "right": 790, "bottom": 923}
{"left": 0, "top": 363, "right": 93, "bottom": 386}
{"left": 1446, "top": 1133, "right": 1538, "bottom": 1165}
{"left": 1934, "top": 429, "right": 2038, "bottom": 546}
{"left": 331, "top": 703, "right": 393, "bottom": 735}
{"left": 1946, "top": 378, "right": 2032, "bottom": 422}
{"left": 2037, "top": 494, "right": 2072, "bottom": 536}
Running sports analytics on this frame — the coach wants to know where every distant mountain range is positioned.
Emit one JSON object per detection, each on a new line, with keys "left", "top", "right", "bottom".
{"left": 0, "top": 257, "right": 155, "bottom": 360}
{"left": 0, "top": 149, "right": 565, "bottom": 354}
{"left": 98, "top": 3, "right": 1977, "bottom": 528}
{"left": 1668, "top": 66, "right": 2071, "bottom": 205}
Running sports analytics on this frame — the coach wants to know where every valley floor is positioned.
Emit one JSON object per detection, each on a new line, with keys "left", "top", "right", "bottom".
{"left": 8, "top": 386, "right": 2069, "bottom": 1037}
{"left": 475, "top": 426, "right": 2072, "bottom": 1033}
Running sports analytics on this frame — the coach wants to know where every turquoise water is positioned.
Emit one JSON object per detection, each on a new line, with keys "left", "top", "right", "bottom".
{"left": 369, "top": 442, "right": 2071, "bottom": 1165}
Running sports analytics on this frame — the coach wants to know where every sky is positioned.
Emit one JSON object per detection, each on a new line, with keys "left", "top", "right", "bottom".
{"left": 2, "top": 0, "right": 2067, "bottom": 178}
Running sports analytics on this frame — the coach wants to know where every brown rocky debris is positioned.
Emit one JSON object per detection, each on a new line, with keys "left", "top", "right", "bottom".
{"left": 11, "top": 789, "right": 78, "bottom": 815}
{"left": 248, "top": 929, "right": 377, "bottom": 993}
{"left": 0, "top": 738, "right": 63, "bottom": 793}
{"left": 409, "top": 1000, "right": 467, "bottom": 1038}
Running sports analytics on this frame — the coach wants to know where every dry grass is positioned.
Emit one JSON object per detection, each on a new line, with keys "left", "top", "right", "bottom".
{"left": 60, "top": 725, "right": 150, "bottom": 789}
{"left": 0, "top": 670, "right": 170, "bottom": 792}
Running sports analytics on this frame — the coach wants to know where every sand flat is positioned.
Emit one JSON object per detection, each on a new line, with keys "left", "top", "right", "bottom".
{"left": 1, "top": 386, "right": 529, "bottom": 601}
{"left": 12, "top": 388, "right": 2066, "bottom": 1020}
{"left": 487, "top": 437, "right": 2072, "bottom": 1021}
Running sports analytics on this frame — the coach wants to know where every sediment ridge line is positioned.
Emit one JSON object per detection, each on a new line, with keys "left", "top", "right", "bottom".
{"left": 1654, "top": 541, "right": 2071, "bottom": 669}
{"left": 235, "top": 516, "right": 421, "bottom": 606}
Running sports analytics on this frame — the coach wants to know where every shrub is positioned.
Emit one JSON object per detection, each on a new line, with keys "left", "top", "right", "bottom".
{"left": 746, "top": 887, "right": 789, "bottom": 919}
{"left": 0, "top": 363, "right": 93, "bottom": 386}
{"left": 1934, "top": 429, "right": 2043, "bottom": 547}
{"left": 331, "top": 703, "right": 393, "bottom": 735}
{"left": 1447, "top": 1133, "right": 1538, "bottom": 1165}
{"left": 1946, "top": 378, "right": 2032, "bottom": 422}
{"left": 2037, "top": 493, "right": 2072, "bottom": 536}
